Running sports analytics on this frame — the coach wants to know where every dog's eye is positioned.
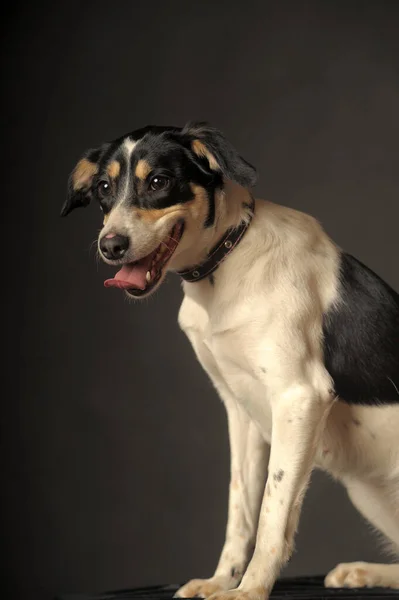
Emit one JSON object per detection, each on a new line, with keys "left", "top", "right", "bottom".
{"left": 149, "top": 175, "right": 170, "bottom": 191}
{"left": 97, "top": 180, "right": 111, "bottom": 197}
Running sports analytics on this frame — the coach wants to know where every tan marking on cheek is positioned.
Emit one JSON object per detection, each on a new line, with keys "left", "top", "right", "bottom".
{"left": 72, "top": 159, "right": 98, "bottom": 190}
{"left": 188, "top": 183, "right": 209, "bottom": 222}
{"left": 107, "top": 160, "right": 120, "bottom": 179}
{"left": 192, "top": 140, "right": 220, "bottom": 171}
{"left": 103, "top": 213, "right": 109, "bottom": 224}
{"left": 136, "top": 205, "right": 185, "bottom": 224}
{"left": 135, "top": 159, "right": 151, "bottom": 180}
{"left": 135, "top": 183, "right": 206, "bottom": 226}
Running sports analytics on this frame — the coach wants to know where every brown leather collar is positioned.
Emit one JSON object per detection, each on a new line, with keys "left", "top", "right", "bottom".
{"left": 178, "top": 195, "right": 255, "bottom": 283}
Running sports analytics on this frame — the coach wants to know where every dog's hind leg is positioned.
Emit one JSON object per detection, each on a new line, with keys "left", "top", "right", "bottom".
{"left": 175, "top": 391, "right": 269, "bottom": 598}
{"left": 325, "top": 477, "right": 399, "bottom": 589}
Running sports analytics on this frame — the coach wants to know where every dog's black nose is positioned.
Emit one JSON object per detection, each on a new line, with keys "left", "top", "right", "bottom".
{"left": 100, "top": 234, "right": 130, "bottom": 260}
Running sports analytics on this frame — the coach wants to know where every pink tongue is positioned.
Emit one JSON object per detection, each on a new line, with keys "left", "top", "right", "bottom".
{"left": 104, "top": 255, "right": 153, "bottom": 291}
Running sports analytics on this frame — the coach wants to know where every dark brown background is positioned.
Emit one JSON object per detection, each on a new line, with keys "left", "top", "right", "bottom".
{"left": 2, "top": 1, "right": 399, "bottom": 599}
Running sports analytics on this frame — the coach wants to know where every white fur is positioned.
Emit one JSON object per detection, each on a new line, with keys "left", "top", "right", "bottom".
{"left": 174, "top": 188, "right": 399, "bottom": 599}
{"left": 121, "top": 138, "right": 138, "bottom": 204}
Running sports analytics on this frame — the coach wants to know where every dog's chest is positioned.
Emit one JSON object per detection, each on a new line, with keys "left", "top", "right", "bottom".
{"left": 178, "top": 290, "right": 273, "bottom": 437}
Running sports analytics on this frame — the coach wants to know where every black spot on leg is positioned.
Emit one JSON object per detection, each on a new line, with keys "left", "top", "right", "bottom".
{"left": 273, "top": 469, "right": 285, "bottom": 483}
{"left": 231, "top": 566, "right": 243, "bottom": 580}
{"left": 209, "top": 273, "right": 215, "bottom": 286}
{"left": 260, "top": 367, "right": 267, "bottom": 373}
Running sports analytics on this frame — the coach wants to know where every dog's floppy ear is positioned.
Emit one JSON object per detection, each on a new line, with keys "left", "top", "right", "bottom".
{"left": 182, "top": 121, "right": 257, "bottom": 188}
{"left": 60, "top": 147, "right": 104, "bottom": 217}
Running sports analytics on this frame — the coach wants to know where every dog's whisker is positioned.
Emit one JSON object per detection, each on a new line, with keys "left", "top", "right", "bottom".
{"left": 165, "top": 236, "right": 180, "bottom": 245}
{"left": 87, "top": 238, "right": 99, "bottom": 253}
{"left": 387, "top": 376, "right": 399, "bottom": 397}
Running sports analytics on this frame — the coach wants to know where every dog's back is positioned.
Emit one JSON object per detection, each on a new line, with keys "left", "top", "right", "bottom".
{"left": 323, "top": 253, "right": 399, "bottom": 405}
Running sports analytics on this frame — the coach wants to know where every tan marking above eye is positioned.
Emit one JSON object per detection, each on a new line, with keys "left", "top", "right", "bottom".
{"left": 106, "top": 160, "right": 120, "bottom": 179}
{"left": 135, "top": 159, "right": 151, "bottom": 180}
{"left": 192, "top": 140, "right": 220, "bottom": 171}
{"left": 72, "top": 158, "right": 98, "bottom": 190}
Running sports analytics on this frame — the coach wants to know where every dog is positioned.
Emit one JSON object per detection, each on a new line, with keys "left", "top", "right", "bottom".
{"left": 61, "top": 122, "right": 399, "bottom": 597}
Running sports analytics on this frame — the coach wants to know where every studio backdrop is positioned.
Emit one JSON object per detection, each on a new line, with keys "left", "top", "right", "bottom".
{"left": 2, "top": 2, "right": 399, "bottom": 599}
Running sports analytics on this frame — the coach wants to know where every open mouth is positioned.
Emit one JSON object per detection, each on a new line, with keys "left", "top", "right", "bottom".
{"left": 104, "top": 221, "right": 184, "bottom": 297}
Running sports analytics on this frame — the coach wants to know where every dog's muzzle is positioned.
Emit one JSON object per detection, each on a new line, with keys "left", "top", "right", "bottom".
{"left": 103, "top": 221, "right": 184, "bottom": 297}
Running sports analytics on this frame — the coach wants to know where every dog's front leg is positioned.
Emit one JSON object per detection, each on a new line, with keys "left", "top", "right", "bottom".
{"left": 176, "top": 389, "right": 269, "bottom": 598}
{"left": 207, "top": 382, "right": 334, "bottom": 600}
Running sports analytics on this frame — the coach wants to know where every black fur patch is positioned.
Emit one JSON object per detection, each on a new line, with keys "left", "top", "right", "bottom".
{"left": 323, "top": 253, "right": 399, "bottom": 405}
{"left": 204, "top": 188, "right": 216, "bottom": 228}
{"left": 61, "top": 122, "right": 257, "bottom": 221}
{"left": 183, "top": 121, "right": 257, "bottom": 187}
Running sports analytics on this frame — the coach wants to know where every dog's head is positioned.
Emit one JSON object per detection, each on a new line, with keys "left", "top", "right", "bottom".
{"left": 61, "top": 122, "right": 257, "bottom": 298}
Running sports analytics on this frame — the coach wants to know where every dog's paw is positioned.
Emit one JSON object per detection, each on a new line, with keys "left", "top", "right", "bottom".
{"left": 207, "top": 587, "right": 267, "bottom": 600}
{"left": 325, "top": 562, "right": 399, "bottom": 589}
{"left": 174, "top": 577, "right": 231, "bottom": 598}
